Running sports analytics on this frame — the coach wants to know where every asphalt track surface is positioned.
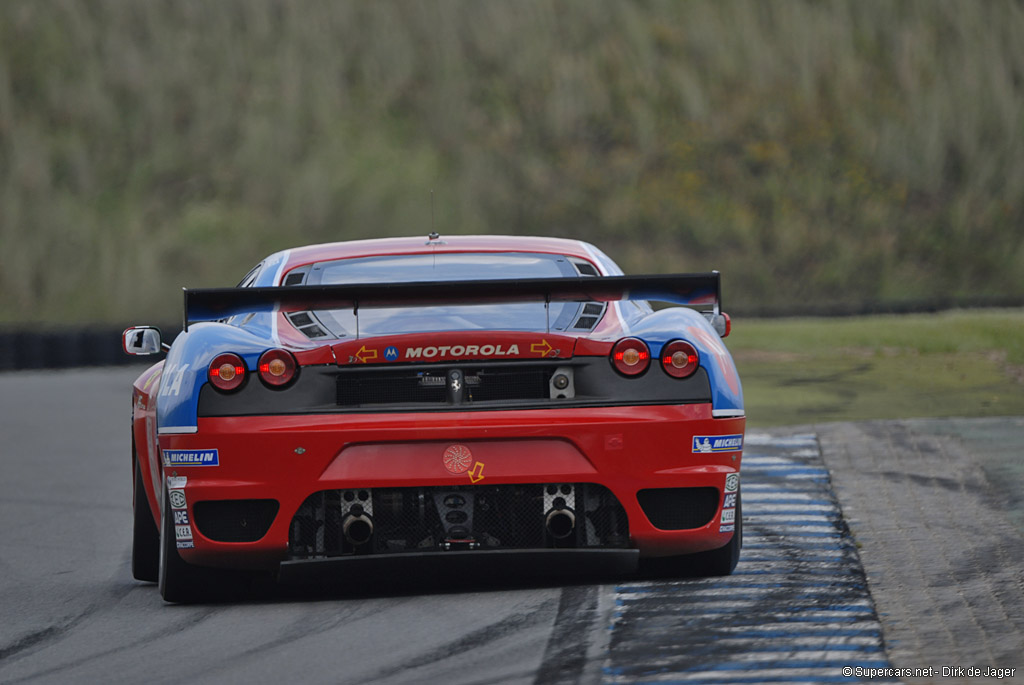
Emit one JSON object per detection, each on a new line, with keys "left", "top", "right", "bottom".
{"left": 1, "top": 368, "right": 897, "bottom": 684}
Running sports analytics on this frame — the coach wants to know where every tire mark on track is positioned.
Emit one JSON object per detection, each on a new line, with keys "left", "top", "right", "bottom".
{"left": 602, "top": 433, "right": 898, "bottom": 683}
{"left": 364, "top": 598, "right": 559, "bottom": 683}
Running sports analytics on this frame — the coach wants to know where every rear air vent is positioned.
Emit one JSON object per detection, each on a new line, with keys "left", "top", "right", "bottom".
{"left": 571, "top": 302, "right": 606, "bottom": 330}
{"left": 286, "top": 311, "right": 330, "bottom": 339}
{"left": 637, "top": 487, "right": 719, "bottom": 530}
{"left": 193, "top": 499, "right": 279, "bottom": 542}
{"left": 569, "top": 258, "right": 600, "bottom": 276}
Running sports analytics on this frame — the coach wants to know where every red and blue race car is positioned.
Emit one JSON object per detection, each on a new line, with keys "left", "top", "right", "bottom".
{"left": 124, "top": 235, "right": 745, "bottom": 602}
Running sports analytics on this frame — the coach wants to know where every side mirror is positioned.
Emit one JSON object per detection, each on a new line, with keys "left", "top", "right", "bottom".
{"left": 123, "top": 327, "right": 163, "bottom": 356}
{"left": 704, "top": 313, "right": 732, "bottom": 338}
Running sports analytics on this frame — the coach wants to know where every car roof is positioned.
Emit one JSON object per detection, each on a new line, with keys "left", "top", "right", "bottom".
{"left": 276, "top": 235, "right": 607, "bottom": 275}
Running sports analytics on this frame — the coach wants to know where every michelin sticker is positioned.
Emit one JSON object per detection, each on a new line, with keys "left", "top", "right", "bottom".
{"left": 163, "top": 449, "right": 219, "bottom": 467}
{"left": 692, "top": 434, "right": 744, "bottom": 453}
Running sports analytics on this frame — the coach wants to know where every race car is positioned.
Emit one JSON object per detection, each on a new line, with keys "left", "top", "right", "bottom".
{"left": 123, "top": 235, "right": 745, "bottom": 602}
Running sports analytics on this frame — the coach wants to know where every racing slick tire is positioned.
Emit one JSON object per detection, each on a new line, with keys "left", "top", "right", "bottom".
{"left": 639, "top": 491, "right": 742, "bottom": 578}
{"left": 158, "top": 489, "right": 248, "bottom": 603}
{"left": 132, "top": 461, "right": 160, "bottom": 582}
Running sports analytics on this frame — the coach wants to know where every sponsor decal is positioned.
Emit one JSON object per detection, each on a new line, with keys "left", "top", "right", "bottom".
{"left": 350, "top": 345, "right": 378, "bottom": 364}
{"left": 407, "top": 344, "right": 520, "bottom": 359}
{"left": 530, "top": 340, "right": 558, "bottom": 357}
{"left": 174, "top": 524, "right": 193, "bottom": 541}
{"left": 176, "top": 540, "right": 195, "bottom": 549}
{"left": 721, "top": 508, "right": 736, "bottom": 524}
{"left": 723, "top": 493, "right": 737, "bottom": 509}
{"left": 719, "top": 524, "right": 735, "bottom": 533}
{"left": 692, "top": 434, "right": 744, "bottom": 453}
{"left": 173, "top": 509, "right": 190, "bottom": 525}
{"left": 167, "top": 476, "right": 187, "bottom": 489}
{"left": 163, "top": 449, "right": 219, "bottom": 467}
{"left": 384, "top": 346, "right": 399, "bottom": 361}
{"left": 724, "top": 473, "right": 740, "bottom": 494}
{"left": 443, "top": 445, "right": 473, "bottom": 475}
{"left": 158, "top": 363, "right": 191, "bottom": 397}
{"left": 169, "top": 489, "right": 187, "bottom": 510}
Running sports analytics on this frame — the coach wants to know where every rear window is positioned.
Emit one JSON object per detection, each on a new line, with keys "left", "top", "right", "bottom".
{"left": 299, "top": 252, "right": 602, "bottom": 337}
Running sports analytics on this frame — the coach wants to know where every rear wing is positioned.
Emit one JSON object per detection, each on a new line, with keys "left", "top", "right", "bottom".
{"left": 183, "top": 272, "right": 721, "bottom": 333}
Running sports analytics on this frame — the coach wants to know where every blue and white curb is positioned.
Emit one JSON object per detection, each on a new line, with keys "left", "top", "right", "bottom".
{"left": 603, "top": 433, "right": 897, "bottom": 683}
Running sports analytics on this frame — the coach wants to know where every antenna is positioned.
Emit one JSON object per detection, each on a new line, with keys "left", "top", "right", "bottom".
{"left": 427, "top": 190, "right": 441, "bottom": 243}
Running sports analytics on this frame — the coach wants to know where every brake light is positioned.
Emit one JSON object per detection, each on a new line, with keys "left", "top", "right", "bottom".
{"left": 660, "top": 340, "right": 700, "bottom": 378}
{"left": 208, "top": 353, "right": 246, "bottom": 391}
{"left": 258, "top": 348, "right": 298, "bottom": 387}
{"left": 610, "top": 338, "right": 651, "bottom": 376}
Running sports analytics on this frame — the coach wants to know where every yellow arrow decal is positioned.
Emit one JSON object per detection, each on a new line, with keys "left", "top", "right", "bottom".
{"left": 531, "top": 339, "right": 554, "bottom": 357}
{"left": 354, "top": 345, "right": 378, "bottom": 363}
{"left": 468, "top": 461, "right": 485, "bottom": 484}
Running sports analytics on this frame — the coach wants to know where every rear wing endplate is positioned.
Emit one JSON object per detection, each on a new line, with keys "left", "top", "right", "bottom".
{"left": 183, "top": 272, "right": 721, "bottom": 333}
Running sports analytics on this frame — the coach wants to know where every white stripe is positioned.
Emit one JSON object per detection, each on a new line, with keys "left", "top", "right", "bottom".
{"left": 747, "top": 504, "right": 838, "bottom": 512}
{"left": 158, "top": 426, "right": 198, "bottom": 435}
{"left": 606, "top": 668, "right": 884, "bottom": 683}
{"left": 744, "top": 433, "right": 817, "bottom": 446}
{"left": 268, "top": 249, "right": 291, "bottom": 347}
{"left": 712, "top": 408, "right": 745, "bottom": 418}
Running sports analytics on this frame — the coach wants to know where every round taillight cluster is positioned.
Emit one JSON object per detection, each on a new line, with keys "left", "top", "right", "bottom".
{"left": 610, "top": 338, "right": 651, "bottom": 376}
{"left": 258, "top": 348, "right": 298, "bottom": 387}
{"left": 660, "top": 340, "right": 700, "bottom": 378}
{"left": 208, "top": 353, "right": 246, "bottom": 392}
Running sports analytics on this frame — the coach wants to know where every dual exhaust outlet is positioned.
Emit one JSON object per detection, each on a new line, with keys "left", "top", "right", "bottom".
{"left": 340, "top": 486, "right": 578, "bottom": 546}
{"left": 344, "top": 507, "right": 577, "bottom": 543}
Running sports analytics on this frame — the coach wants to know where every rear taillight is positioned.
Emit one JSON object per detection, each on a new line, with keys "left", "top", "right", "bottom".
{"left": 209, "top": 353, "right": 246, "bottom": 392}
{"left": 258, "top": 348, "right": 298, "bottom": 388}
{"left": 610, "top": 338, "right": 651, "bottom": 376}
{"left": 660, "top": 340, "right": 700, "bottom": 378}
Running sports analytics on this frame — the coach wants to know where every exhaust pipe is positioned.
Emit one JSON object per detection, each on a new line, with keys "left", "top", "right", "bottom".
{"left": 545, "top": 508, "right": 576, "bottom": 539}
{"left": 343, "top": 510, "right": 374, "bottom": 546}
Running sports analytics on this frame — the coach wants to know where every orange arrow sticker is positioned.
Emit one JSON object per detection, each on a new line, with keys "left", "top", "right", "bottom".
{"left": 353, "top": 345, "right": 378, "bottom": 364}
{"left": 531, "top": 339, "right": 555, "bottom": 357}
{"left": 468, "top": 461, "right": 485, "bottom": 484}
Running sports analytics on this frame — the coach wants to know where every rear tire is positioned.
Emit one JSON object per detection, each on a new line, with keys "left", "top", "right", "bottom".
{"left": 132, "top": 462, "right": 160, "bottom": 582}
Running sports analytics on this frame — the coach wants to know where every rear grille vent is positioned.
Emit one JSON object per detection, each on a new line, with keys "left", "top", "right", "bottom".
{"left": 336, "top": 365, "right": 555, "bottom": 407}
{"left": 637, "top": 487, "right": 719, "bottom": 530}
{"left": 338, "top": 372, "right": 447, "bottom": 406}
{"left": 288, "top": 483, "right": 629, "bottom": 558}
{"left": 193, "top": 499, "right": 280, "bottom": 542}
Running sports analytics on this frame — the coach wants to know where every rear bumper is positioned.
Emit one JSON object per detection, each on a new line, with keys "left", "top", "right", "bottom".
{"left": 277, "top": 548, "right": 640, "bottom": 584}
{"left": 156, "top": 403, "right": 744, "bottom": 570}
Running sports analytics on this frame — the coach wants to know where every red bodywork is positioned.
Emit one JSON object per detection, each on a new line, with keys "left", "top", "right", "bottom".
{"left": 131, "top": 236, "right": 744, "bottom": 572}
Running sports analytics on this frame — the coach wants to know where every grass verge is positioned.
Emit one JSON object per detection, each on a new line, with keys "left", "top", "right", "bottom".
{"left": 729, "top": 309, "right": 1024, "bottom": 428}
